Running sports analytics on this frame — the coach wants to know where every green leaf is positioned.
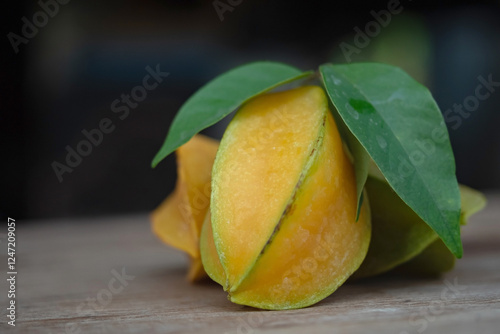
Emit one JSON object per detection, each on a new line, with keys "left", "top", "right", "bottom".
{"left": 395, "top": 184, "right": 486, "bottom": 277}
{"left": 152, "top": 62, "right": 311, "bottom": 167}
{"left": 329, "top": 107, "right": 369, "bottom": 220}
{"left": 354, "top": 174, "right": 486, "bottom": 279}
{"left": 395, "top": 238, "right": 456, "bottom": 277}
{"left": 354, "top": 175, "right": 438, "bottom": 279}
{"left": 320, "top": 63, "right": 462, "bottom": 258}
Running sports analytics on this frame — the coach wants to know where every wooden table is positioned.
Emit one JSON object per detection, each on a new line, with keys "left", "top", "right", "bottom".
{"left": 1, "top": 194, "right": 499, "bottom": 334}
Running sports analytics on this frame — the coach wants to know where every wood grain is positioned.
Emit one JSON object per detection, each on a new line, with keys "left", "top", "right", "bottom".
{"left": 1, "top": 194, "right": 499, "bottom": 334}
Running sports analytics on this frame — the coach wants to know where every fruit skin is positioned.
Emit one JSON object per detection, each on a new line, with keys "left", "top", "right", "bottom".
{"left": 203, "top": 85, "right": 371, "bottom": 310}
{"left": 200, "top": 212, "right": 225, "bottom": 286}
{"left": 151, "top": 134, "right": 219, "bottom": 282}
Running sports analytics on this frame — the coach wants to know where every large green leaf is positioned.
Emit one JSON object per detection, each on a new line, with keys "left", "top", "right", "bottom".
{"left": 396, "top": 184, "right": 486, "bottom": 276}
{"left": 329, "top": 106, "right": 369, "bottom": 220}
{"left": 354, "top": 175, "right": 438, "bottom": 279}
{"left": 320, "top": 63, "right": 462, "bottom": 257}
{"left": 354, "top": 172, "right": 486, "bottom": 279}
{"left": 395, "top": 238, "right": 456, "bottom": 277}
{"left": 152, "top": 62, "right": 311, "bottom": 167}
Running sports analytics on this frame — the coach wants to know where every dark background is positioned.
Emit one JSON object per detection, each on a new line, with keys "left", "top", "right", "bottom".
{"left": 2, "top": 0, "right": 499, "bottom": 220}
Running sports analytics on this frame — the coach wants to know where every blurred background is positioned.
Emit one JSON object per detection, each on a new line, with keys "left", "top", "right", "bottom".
{"left": 2, "top": 0, "right": 499, "bottom": 220}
